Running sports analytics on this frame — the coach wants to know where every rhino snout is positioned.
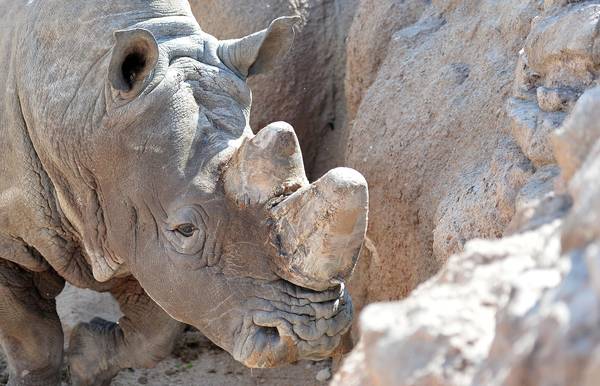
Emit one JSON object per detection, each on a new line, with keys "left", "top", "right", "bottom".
{"left": 233, "top": 281, "right": 353, "bottom": 368}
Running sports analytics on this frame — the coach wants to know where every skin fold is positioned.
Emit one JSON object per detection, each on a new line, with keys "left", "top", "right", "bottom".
{"left": 0, "top": 1, "right": 368, "bottom": 385}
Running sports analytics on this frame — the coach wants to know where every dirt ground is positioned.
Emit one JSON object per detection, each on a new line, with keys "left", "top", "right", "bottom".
{"left": 112, "top": 330, "right": 330, "bottom": 386}
{"left": 0, "top": 285, "right": 331, "bottom": 386}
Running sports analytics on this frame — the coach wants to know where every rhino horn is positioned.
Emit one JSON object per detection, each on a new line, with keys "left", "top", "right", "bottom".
{"left": 224, "top": 122, "right": 308, "bottom": 207}
{"left": 269, "top": 168, "right": 369, "bottom": 291}
{"left": 218, "top": 16, "right": 300, "bottom": 79}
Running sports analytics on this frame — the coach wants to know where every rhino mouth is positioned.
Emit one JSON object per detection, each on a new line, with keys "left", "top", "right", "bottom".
{"left": 233, "top": 280, "right": 352, "bottom": 368}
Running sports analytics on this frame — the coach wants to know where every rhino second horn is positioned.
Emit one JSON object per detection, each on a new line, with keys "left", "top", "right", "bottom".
{"left": 224, "top": 122, "right": 308, "bottom": 207}
{"left": 270, "top": 168, "right": 369, "bottom": 291}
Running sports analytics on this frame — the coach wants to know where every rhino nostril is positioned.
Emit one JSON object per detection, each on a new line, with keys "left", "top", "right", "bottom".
{"left": 260, "top": 326, "right": 279, "bottom": 339}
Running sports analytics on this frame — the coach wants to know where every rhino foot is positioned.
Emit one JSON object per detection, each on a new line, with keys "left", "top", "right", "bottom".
{"left": 67, "top": 280, "right": 184, "bottom": 385}
{"left": 68, "top": 317, "right": 121, "bottom": 386}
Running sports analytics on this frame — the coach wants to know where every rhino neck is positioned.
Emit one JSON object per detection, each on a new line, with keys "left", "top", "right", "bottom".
{"left": 0, "top": 77, "right": 108, "bottom": 289}
{"left": 0, "top": 1, "right": 126, "bottom": 289}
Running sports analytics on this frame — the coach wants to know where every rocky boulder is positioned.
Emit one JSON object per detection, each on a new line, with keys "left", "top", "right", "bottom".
{"left": 333, "top": 1, "right": 600, "bottom": 383}
{"left": 343, "top": 0, "right": 540, "bottom": 309}
{"left": 333, "top": 220, "right": 564, "bottom": 386}
{"left": 333, "top": 86, "right": 600, "bottom": 384}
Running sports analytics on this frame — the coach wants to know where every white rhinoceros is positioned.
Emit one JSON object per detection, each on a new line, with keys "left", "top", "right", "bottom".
{"left": 0, "top": 1, "right": 368, "bottom": 385}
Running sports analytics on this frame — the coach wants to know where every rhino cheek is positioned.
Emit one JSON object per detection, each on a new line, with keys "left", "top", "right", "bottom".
{"left": 130, "top": 259, "right": 241, "bottom": 352}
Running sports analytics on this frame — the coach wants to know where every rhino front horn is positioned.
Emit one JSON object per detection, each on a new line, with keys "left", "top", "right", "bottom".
{"left": 269, "top": 168, "right": 369, "bottom": 291}
{"left": 218, "top": 16, "right": 300, "bottom": 79}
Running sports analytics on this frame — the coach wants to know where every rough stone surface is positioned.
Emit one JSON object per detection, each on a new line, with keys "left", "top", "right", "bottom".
{"left": 471, "top": 124, "right": 600, "bottom": 386}
{"left": 508, "top": 3, "right": 600, "bottom": 168}
{"left": 333, "top": 2, "right": 600, "bottom": 385}
{"left": 553, "top": 87, "right": 600, "bottom": 182}
{"left": 433, "top": 137, "right": 533, "bottom": 259}
{"left": 504, "top": 164, "right": 568, "bottom": 234}
{"left": 344, "top": 0, "right": 429, "bottom": 123}
{"left": 343, "top": 0, "right": 540, "bottom": 306}
{"left": 332, "top": 221, "right": 564, "bottom": 386}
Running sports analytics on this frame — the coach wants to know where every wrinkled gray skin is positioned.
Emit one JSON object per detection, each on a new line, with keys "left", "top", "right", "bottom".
{"left": 0, "top": 1, "right": 368, "bottom": 385}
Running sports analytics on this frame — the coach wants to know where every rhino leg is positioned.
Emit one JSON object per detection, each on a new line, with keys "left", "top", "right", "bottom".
{"left": 68, "top": 277, "right": 183, "bottom": 386}
{"left": 0, "top": 259, "right": 64, "bottom": 386}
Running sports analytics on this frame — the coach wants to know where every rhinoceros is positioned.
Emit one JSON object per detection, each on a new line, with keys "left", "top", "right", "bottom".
{"left": 0, "top": 1, "right": 368, "bottom": 385}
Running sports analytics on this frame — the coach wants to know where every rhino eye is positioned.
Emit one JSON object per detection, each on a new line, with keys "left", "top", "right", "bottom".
{"left": 175, "top": 223, "right": 197, "bottom": 237}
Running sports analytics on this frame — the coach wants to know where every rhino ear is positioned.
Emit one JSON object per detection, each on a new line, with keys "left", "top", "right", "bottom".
{"left": 108, "top": 28, "right": 159, "bottom": 98}
{"left": 218, "top": 16, "right": 300, "bottom": 79}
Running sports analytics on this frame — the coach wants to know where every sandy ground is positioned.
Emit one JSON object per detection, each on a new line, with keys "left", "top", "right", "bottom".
{"left": 0, "top": 285, "right": 331, "bottom": 386}
{"left": 111, "top": 328, "right": 330, "bottom": 386}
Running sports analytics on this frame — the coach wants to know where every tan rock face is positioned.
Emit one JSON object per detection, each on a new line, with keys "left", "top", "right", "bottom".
{"left": 471, "top": 99, "right": 600, "bottom": 385}
{"left": 433, "top": 137, "right": 533, "bottom": 259}
{"left": 332, "top": 114, "right": 592, "bottom": 385}
{"left": 334, "top": 1, "right": 600, "bottom": 385}
{"left": 344, "top": 0, "right": 429, "bottom": 122}
{"left": 333, "top": 222, "right": 564, "bottom": 386}
{"left": 508, "top": 3, "right": 600, "bottom": 169}
{"left": 344, "top": 0, "right": 540, "bottom": 306}
{"left": 553, "top": 87, "right": 600, "bottom": 183}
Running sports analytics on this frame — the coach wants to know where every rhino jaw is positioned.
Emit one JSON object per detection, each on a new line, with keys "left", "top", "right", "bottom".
{"left": 269, "top": 167, "right": 369, "bottom": 291}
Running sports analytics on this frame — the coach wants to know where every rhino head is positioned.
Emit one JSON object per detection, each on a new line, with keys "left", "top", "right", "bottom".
{"left": 76, "top": 16, "right": 368, "bottom": 367}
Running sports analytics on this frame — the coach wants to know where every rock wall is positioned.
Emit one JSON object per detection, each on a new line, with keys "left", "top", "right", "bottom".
{"left": 343, "top": 0, "right": 539, "bottom": 307}
{"left": 333, "top": 1, "right": 600, "bottom": 384}
{"left": 344, "top": 0, "right": 429, "bottom": 123}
